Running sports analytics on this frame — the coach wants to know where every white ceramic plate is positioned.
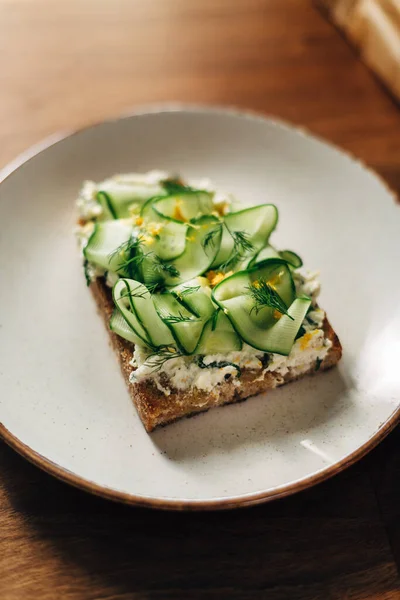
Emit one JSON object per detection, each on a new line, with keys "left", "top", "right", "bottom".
{"left": 0, "top": 106, "right": 399, "bottom": 510}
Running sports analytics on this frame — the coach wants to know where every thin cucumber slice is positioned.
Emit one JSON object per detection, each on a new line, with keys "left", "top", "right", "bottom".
{"left": 140, "top": 195, "right": 170, "bottom": 222}
{"left": 150, "top": 220, "right": 187, "bottom": 261}
{"left": 279, "top": 250, "right": 303, "bottom": 269}
{"left": 109, "top": 308, "right": 143, "bottom": 346}
{"left": 124, "top": 280, "right": 175, "bottom": 347}
{"left": 113, "top": 279, "right": 174, "bottom": 348}
{"left": 84, "top": 220, "right": 133, "bottom": 272}
{"left": 257, "top": 296, "right": 312, "bottom": 354}
{"left": 211, "top": 204, "right": 278, "bottom": 269}
{"left": 214, "top": 259, "right": 295, "bottom": 309}
{"left": 113, "top": 279, "right": 152, "bottom": 347}
{"left": 137, "top": 251, "right": 185, "bottom": 291}
{"left": 84, "top": 217, "right": 185, "bottom": 283}
{"left": 212, "top": 259, "right": 303, "bottom": 355}
{"left": 250, "top": 246, "right": 303, "bottom": 269}
{"left": 170, "top": 277, "right": 215, "bottom": 319}
{"left": 163, "top": 215, "right": 223, "bottom": 286}
{"left": 152, "top": 292, "right": 208, "bottom": 354}
{"left": 140, "top": 194, "right": 199, "bottom": 261}
{"left": 153, "top": 191, "right": 214, "bottom": 222}
{"left": 214, "top": 294, "right": 311, "bottom": 355}
{"left": 97, "top": 181, "right": 166, "bottom": 219}
{"left": 134, "top": 218, "right": 187, "bottom": 263}
{"left": 96, "top": 191, "right": 117, "bottom": 220}
{"left": 247, "top": 244, "right": 280, "bottom": 268}
{"left": 196, "top": 311, "right": 242, "bottom": 354}
{"left": 138, "top": 253, "right": 163, "bottom": 290}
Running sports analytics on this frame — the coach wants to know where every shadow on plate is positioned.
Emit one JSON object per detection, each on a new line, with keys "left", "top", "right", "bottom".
{"left": 151, "top": 365, "right": 354, "bottom": 463}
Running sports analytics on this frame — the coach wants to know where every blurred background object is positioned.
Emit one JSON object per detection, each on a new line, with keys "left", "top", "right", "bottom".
{"left": 318, "top": 0, "right": 400, "bottom": 100}
{"left": 2, "top": 0, "right": 400, "bottom": 183}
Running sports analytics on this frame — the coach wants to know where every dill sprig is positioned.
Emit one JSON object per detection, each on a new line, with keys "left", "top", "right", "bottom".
{"left": 146, "top": 281, "right": 163, "bottom": 294}
{"left": 108, "top": 234, "right": 146, "bottom": 279}
{"left": 219, "top": 226, "right": 254, "bottom": 272}
{"left": 177, "top": 285, "right": 200, "bottom": 297}
{"left": 202, "top": 225, "right": 222, "bottom": 253}
{"left": 246, "top": 277, "right": 294, "bottom": 320}
{"left": 108, "top": 231, "right": 181, "bottom": 283}
{"left": 108, "top": 234, "right": 141, "bottom": 263}
{"left": 162, "top": 311, "right": 199, "bottom": 324}
{"left": 231, "top": 230, "right": 254, "bottom": 254}
{"left": 142, "top": 346, "right": 182, "bottom": 372}
{"left": 153, "top": 257, "right": 180, "bottom": 279}
{"left": 118, "top": 285, "right": 149, "bottom": 301}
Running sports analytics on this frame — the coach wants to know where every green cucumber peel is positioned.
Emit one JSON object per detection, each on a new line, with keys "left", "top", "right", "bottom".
{"left": 250, "top": 245, "right": 303, "bottom": 269}
{"left": 96, "top": 191, "right": 117, "bottom": 220}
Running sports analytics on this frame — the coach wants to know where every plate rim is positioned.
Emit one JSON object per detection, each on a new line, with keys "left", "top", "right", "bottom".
{"left": 1, "top": 408, "right": 399, "bottom": 510}
{"left": 0, "top": 103, "right": 399, "bottom": 510}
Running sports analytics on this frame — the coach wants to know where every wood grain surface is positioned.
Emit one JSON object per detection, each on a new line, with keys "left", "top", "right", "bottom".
{"left": 0, "top": 0, "right": 399, "bottom": 598}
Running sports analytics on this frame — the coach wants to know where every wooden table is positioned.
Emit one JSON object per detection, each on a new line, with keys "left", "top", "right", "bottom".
{"left": 1, "top": 1, "right": 399, "bottom": 598}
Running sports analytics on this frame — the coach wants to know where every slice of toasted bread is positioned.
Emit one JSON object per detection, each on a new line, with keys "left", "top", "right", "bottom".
{"left": 90, "top": 279, "right": 342, "bottom": 432}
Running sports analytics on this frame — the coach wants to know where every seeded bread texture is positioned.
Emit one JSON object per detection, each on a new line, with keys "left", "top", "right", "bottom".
{"left": 90, "top": 279, "right": 342, "bottom": 432}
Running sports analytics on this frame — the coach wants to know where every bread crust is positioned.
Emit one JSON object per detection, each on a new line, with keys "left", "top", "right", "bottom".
{"left": 90, "top": 279, "right": 342, "bottom": 432}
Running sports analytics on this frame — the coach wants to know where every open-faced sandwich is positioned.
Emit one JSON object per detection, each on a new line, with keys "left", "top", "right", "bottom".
{"left": 76, "top": 171, "right": 342, "bottom": 432}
